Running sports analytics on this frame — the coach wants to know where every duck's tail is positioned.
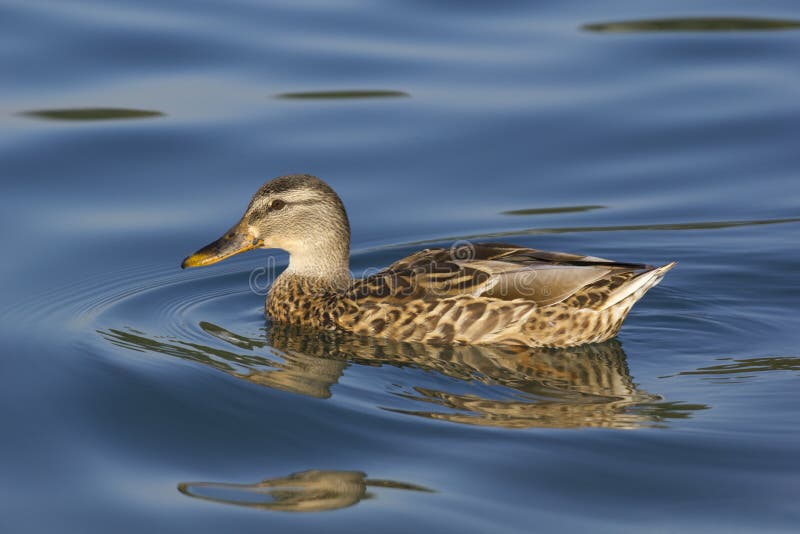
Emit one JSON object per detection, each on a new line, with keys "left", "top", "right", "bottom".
{"left": 599, "top": 261, "right": 677, "bottom": 311}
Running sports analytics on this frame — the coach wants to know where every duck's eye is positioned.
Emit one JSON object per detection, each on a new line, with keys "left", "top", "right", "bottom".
{"left": 269, "top": 199, "right": 286, "bottom": 211}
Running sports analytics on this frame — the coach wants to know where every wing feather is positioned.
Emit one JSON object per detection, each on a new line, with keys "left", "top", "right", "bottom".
{"left": 348, "top": 243, "right": 649, "bottom": 306}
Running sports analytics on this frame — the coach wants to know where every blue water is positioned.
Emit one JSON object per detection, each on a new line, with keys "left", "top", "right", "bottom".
{"left": 2, "top": 1, "right": 799, "bottom": 532}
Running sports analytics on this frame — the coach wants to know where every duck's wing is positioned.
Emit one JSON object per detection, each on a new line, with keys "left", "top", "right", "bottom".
{"left": 349, "top": 243, "right": 653, "bottom": 306}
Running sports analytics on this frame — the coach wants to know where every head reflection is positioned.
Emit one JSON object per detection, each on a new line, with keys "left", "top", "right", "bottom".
{"left": 101, "top": 323, "right": 704, "bottom": 429}
{"left": 178, "top": 469, "right": 432, "bottom": 512}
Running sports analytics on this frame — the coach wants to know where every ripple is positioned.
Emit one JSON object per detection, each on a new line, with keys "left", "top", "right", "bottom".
{"left": 7, "top": 238, "right": 707, "bottom": 430}
{"left": 501, "top": 205, "right": 606, "bottom": 216}
{"left": 673, "top": 355, "right": 800, "bottom": 380}
{"left": 5, "top": 254, "right": 264, "bottom": 345}
{"left": 390, "top": 217, "right": 800, "bottom": 248}
{"left": 274, "top": 90, "right": 409, "bottom": 100}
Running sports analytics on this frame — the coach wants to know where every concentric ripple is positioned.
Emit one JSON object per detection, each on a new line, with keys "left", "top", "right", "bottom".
{"left": 4, "top": 237, "right": 717, "bottom": 430}
{"left": 6, "top": 254, "right": 268, "bottom": 348}
{"left": 2, "top": 241, "right": 706, "bottom": 430}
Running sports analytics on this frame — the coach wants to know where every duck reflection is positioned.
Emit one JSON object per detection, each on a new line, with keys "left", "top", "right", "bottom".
{"left": 101, "top": 323, "right": 704, "bottom": 429}
{"left": 178, "top": 469, "right": 432, "bottom": 512}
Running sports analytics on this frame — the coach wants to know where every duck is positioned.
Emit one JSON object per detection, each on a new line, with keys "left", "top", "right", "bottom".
{"left": 182, "top": 174, "right": 675, "bottom": 347}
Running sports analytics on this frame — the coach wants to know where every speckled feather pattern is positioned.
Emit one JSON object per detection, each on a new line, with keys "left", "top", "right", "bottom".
{"left": 266, "top": 243, "right": 675, "bottom": 347}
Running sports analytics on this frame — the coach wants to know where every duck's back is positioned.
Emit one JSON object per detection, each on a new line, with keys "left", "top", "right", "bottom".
{"left": 335, "top": 243, "right": 674, "bottom": 347}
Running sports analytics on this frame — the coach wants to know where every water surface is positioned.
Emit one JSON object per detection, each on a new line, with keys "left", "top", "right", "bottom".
{"left": 1, "top": 0, "right": 799, "bottom": 532}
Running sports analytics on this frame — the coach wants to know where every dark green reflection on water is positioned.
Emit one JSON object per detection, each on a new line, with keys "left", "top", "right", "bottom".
{"left": 21, "top": 107, "right": 164, "bottom": 121}
{"left": 101, "top": 324, "right": 705, "bottom": 429}
{"left": 275, "top": 90, "right": 409, "bottom": 100}
{"left": 399, "top": 217, "right": 800, "bottom": 249}
{"left": 582, "top": 17, "right": 800, "bottom": 33}
{"left": 179, "top": 470, "right": 432, "bottom": 512}
{"left": 501, "top": 205, "right": 606, "bottom": 216}
{"left": 676, "top": 356, "right": 800, "bottom": 377}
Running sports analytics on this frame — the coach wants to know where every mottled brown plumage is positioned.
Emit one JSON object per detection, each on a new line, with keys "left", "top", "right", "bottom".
{"left": 184, "top": 174, "right": 676, "bottom": 347}
{"left": 266, "top": 242, "right": 675, "bottom": 346}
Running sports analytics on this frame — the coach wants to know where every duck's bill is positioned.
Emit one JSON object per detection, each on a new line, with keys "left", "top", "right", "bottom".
{"left": 181, "top": 223, "right": 262, "bottom": 268}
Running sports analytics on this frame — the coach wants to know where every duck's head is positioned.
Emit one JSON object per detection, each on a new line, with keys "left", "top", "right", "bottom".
{"left": 182, "top": 174, "right": 351, "bottom": 279}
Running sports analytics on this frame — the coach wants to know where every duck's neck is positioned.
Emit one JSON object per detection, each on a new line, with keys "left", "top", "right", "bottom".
{"left": 281, "top": 240, "right": 351, "bottom": 290}
{"left": 266, "top": 258, "right": 349, "bottom": 329}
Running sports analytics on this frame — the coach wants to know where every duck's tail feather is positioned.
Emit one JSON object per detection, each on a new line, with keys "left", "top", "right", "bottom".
{"left": 599, "top": 262, "right": 677, "bottom": 311}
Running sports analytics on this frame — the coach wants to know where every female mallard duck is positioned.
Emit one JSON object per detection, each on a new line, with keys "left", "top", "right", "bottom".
{"left": 182, "top": 174, "right": 675, "bottom": 347}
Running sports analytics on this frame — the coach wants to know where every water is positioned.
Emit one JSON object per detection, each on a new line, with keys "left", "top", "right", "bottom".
{"left": 1, "top": 0, "right": 799, "bottom": 532}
